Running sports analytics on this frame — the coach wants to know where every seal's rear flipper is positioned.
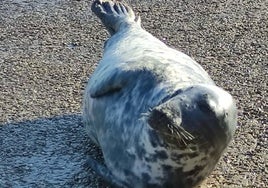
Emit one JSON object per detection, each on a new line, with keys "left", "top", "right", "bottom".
{"left": 91, "top": 0, "right": 140, "bottom": 35}
{"left": 86, "top": 157, "right": 129, "bottom": 188}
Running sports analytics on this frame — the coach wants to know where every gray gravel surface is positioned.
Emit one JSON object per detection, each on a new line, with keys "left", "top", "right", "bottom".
{"left": 0, "top": 0, "right": 267, "bottom": 187}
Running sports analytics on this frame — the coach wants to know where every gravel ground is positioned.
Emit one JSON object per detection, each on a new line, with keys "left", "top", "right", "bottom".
{"left": 0, "top": 0, "right": 267, "bottom": 187}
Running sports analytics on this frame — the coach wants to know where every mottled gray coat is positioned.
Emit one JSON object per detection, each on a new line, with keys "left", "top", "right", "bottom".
{"left": 83, "top": 1, "right": 237, "bottom": 187}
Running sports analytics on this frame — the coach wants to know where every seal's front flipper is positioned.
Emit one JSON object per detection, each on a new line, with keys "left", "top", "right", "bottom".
{"left": 86, "top": 157, "right": 128, "bottom": 188}
{"left": 89, "top": 68, "right": 129, "bottom": 98}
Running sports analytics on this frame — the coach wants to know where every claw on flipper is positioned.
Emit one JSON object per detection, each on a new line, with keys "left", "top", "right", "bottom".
{"left": 91, "top": 0, "right": 139, "bottom": 35}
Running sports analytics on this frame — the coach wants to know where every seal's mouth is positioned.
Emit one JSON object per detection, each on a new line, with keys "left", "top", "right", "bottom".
{"left": 148, "top": 104, "right": 195, "bottom": 149}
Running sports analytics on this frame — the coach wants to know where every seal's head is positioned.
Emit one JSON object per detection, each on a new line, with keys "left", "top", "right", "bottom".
{"left": 147, "top": 84, "right": 237, "bottom": 186}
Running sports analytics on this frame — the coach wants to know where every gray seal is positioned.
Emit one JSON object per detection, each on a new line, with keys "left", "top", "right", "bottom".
{"left": 83, "top": 0, "right": 237, "bottom": 187}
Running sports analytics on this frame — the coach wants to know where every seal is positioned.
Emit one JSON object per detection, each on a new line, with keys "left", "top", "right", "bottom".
{"left": 83, "top": 0, "right": 237, "bottom": 187}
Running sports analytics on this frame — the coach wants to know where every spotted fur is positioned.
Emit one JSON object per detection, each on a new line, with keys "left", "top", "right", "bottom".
{"left": 83, "top": 1, "right": 237, "bottom": 187}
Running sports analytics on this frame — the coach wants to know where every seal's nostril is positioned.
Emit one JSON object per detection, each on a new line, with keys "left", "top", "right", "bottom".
{"left": 197, "top": 99, "right": 214, "bottom": 115}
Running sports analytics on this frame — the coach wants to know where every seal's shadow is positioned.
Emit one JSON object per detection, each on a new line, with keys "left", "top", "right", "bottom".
{"left": 0, "top": 114, "right": 109, "bottom": 187}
